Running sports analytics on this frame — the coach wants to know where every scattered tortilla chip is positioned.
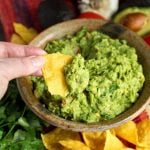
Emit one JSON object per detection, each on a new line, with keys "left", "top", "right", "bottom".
{"left": 104, "top": 130, "right": 125, "bottom": 150}
{"left": 110, "top": 129, "right": 116, "bottom": 135}
{"left": 114, "top": 121, "right": 138, "bottom": 145}
{"left": 41, "top": 119, "right": 150, "bottom": 150}
{"left": 10, "top": 34, "right": 25, "bottom": 44}
{"left": 82, "top": 131, "right": 104, "bottom": 150}
{"left": 13, "top": 22, "right": 37, "bottom": 43}
{"left": 42, "top": 53, "right": 72, "bottom": 97}
{"left": 41, "top": 128, "right": 81, "bottom": 150}
{"left": 136, "top": 146, "right": 149, "bottom": 150}
{"left": 82, "top": 130, "right": 125, "bottom": 150}
{"left": 59, "top": 140, "right": 90, "bottom": 150}
{"left": 136, "top": 119, "right": 150, "bottom": 149}
{"left": 122, "top": 148, "right": 135, "bottom": 150}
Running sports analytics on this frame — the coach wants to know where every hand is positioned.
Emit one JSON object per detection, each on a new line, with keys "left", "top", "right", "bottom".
{"left": 0, "top": 42, "right": 46, "bottom": 99}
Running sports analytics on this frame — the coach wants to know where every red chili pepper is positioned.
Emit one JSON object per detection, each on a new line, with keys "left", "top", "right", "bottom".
{"left": 78, "top": 11, "right": 105, "bottom": 20}
{"left": 144, "top": 35, "right": 150, "bottom": 45}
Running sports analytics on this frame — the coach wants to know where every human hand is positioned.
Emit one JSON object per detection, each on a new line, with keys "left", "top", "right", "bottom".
{"left": 0, "top": 42, "right": 46, "bottom": 99}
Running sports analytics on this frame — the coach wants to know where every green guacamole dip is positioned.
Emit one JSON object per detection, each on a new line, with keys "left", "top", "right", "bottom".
{"left": 32, "top": 28, "right": 145, "bottom": 123}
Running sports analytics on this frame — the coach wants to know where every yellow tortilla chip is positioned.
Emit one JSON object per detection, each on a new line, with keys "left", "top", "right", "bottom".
{"left": 82, "top": 131, "right": 104, "bottom": 150}
{"left": 10, "top": 34, "right": 26, "bottom": 44}
{"left": 59, "top": 140, "right": 90, "bottom": 150}
{"left": 41, "top": 128, "right": 81, "bottom": 150}
{"left": 104, "top": 130, "right": 125, "bottom": 150}
{"left": 13, "top": 22, "right": 37, "bottom": 43}
{"left": 82, "top": 130, "right": 126, "bottom": 150}
{"left": 122, "top": 148, "right": 135, "bottom": 150}
{"left": 110, "top": 128, "right": 116, "bottom": 135}
{"left": 136, "top": 119, "right": 150, "bottom": 149}
{"left": 42, "top": 53, "right": 72, "bottom": 97}
{"left": 114, "top": 121, "right": 138, "bottom": 145}
{"left": 136, "top": 146, "right": 149, "bottom": 150}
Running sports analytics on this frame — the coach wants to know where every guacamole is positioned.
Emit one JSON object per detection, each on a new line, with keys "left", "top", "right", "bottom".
{"left": 32, "top": 28, "right": 145, "bottom": 123}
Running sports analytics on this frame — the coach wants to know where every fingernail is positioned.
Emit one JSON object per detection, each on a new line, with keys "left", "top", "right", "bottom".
{"left": 35, "top": 48, "right": 47, "bottom": 55}
{"left": 30, "top": 56, "right": 45, "bottom": 67}
{"left": 38, "top": 50, "right": 47, "bottom": 55}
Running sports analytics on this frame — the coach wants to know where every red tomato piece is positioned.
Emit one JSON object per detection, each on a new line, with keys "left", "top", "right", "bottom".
{"left": 78, "top": 12, "right": 105, "bottom": 19}
{"left": 144, "top": 35, "right": 150, "bottom": 45}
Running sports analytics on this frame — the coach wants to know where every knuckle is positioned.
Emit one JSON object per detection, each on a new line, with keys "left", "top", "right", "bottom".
{"left": 19, "top": 58, "right": 32, "bottom": 75}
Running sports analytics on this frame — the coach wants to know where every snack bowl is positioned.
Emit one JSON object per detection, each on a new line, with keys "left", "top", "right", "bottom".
{"left": 17, "top": 19, "right": 150, "bottom": 132}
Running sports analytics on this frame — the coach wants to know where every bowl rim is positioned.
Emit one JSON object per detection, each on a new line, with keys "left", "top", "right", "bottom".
{"left": 17, "top": 18, "right": 150, "bottom": 132}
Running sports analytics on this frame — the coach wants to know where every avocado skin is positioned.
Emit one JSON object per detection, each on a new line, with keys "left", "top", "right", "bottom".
{"left": 119, "top": 0, "right": 150, "bottom": 11}
{"left": 113, "top": 7, "right": 150, "bottom": 36}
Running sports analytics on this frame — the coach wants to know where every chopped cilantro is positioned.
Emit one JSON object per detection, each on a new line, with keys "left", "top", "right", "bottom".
{"left": 0, "top": 80, "right": 45, "bottom": 150}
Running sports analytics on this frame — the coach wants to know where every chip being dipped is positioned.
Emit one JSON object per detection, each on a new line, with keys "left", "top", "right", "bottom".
{"left": 42, "top": 53, "right": 72, "bottom": 97}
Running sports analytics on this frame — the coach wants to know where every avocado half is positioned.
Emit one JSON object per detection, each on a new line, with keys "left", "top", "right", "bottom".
{"left": 113, "top": 7, "right": 150, "bottom": 36}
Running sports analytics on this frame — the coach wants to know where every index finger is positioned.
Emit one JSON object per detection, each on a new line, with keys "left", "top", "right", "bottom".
{"left": 0, "top": 42, "right": 46, "bottom": 58}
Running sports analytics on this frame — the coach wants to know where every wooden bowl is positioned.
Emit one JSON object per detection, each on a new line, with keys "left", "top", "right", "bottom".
{"left": 17, "top": 19, "right": 150, "bottom": 132}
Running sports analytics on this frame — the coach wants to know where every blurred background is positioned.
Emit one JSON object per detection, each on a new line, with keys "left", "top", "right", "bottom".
{"left": 0, "top": 1, "right": 150, "bottom": 149}
{"left": 1, "top": 0, "right": 150, "bottom": 42}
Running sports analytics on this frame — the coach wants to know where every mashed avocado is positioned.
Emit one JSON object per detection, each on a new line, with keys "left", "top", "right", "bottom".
{"left": 32, "top": 28, "right": 145, "bottom": 123}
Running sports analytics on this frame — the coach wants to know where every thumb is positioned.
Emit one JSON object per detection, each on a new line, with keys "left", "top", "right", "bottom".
{"left": 0, "top": 56, "right": 45, "bottom": 81}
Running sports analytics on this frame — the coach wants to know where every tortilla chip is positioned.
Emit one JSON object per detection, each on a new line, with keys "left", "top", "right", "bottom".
{"left": 122, "top": 148, "right": 135, "bottom": 150}
{"left": 59, "top": 140, "right": 90, "bottom": 150}
{"left": 82, "top": 131, "right": 104, "bottom": 150}
{"left": 13, "top": 22, "right": 37, "bottom": 43}
{"left": 136, "top": 146, "right": 149, "bottom": 150}
{"left": 136, "top": 119, "right": 150, "bottom": 149}
{"left": 10, "top": 34, "right": 26, "bottom": 44}
{"left": 110, "top": 129, "right": 116, "bottom": 135}
{"left": 82, "top": 130, "right": 126, "bottom": 150}
{"left": 42, "top": 53, "right": 72, "bottom": 97}
{"left": 114, "top": 121, "right": 138, "bottom": 145}
{"left": 104, "top": 130, "right": 125, "bottom": 150}
{"left": 41, "top": 128, "right": 81, "bottom": 150}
